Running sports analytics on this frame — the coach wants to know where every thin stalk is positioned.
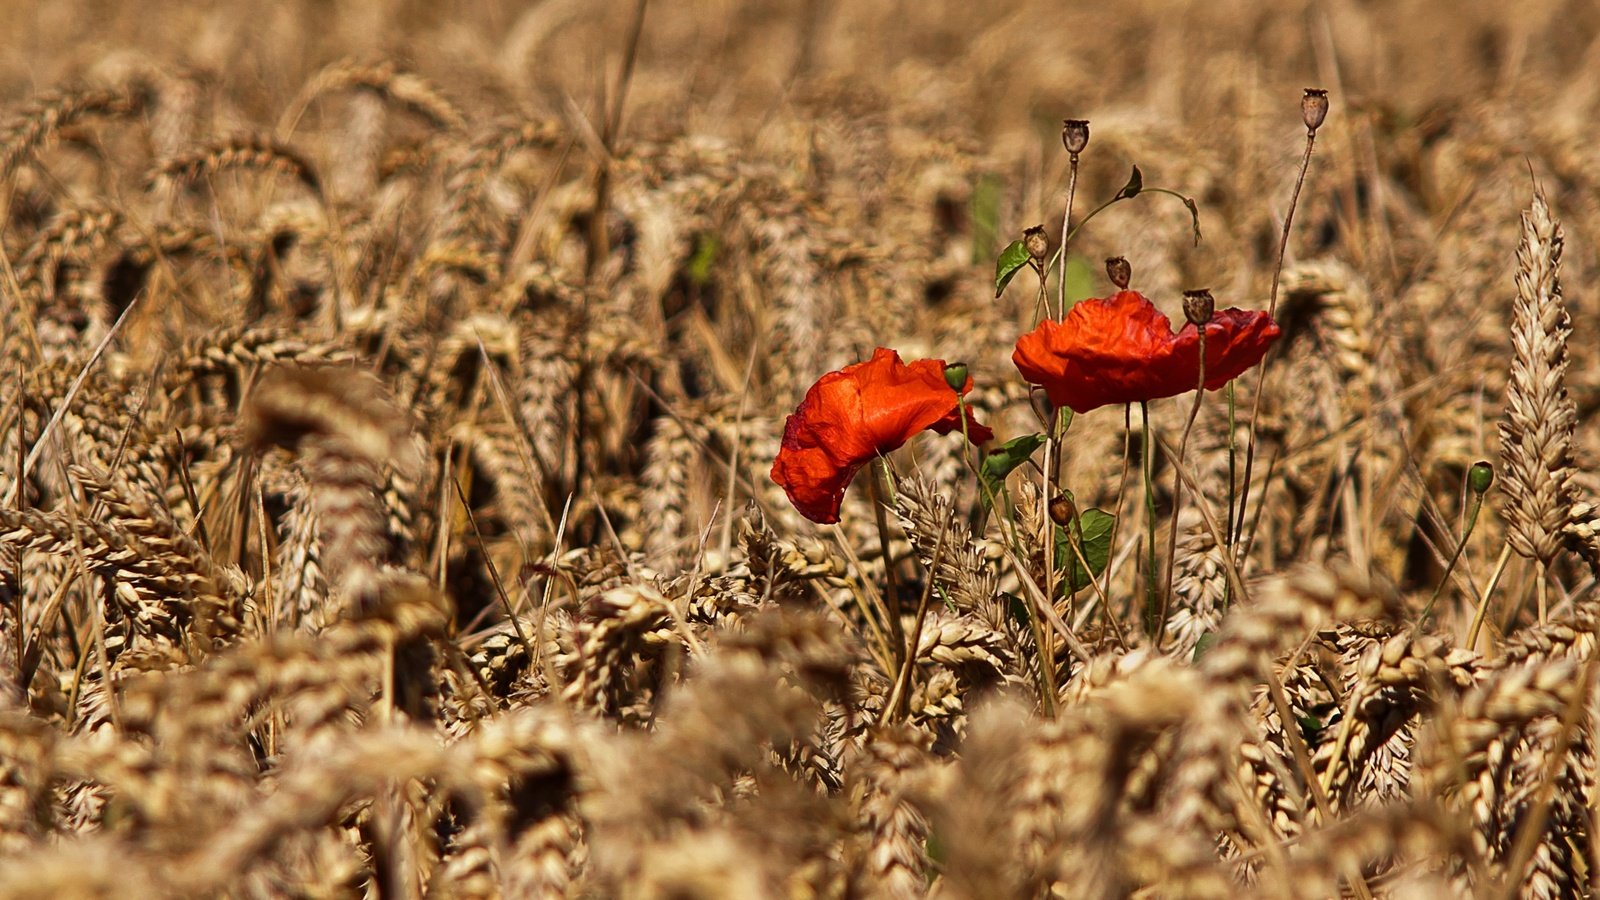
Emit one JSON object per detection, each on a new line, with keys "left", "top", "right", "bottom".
{"left": 1224, "top": 383, "right": 1238, "bottom": 610}
{"left": 1029, "top": 260, "right": 1049, "bottom": 326}
{"left": 1465, "top": 543, "right": 1515, "bottom": 650}
{"left": 880, "top": 526, "right": 948, "bottom": 726}
{"left": 1233, "top": 114, "right": 1321, "bottom": 557}
{"left": 1057, "top": 152, "right": 1080, "bottom": 319}
{"left": 1140, "top": 402, "right": 1158, "bottom": 638}
{"left": 1536, "top": 561, "right": 1549, "bottom": 624}
{"left": 867, "top": 459, "right": 906, "bottom": 667}
{"left": 1415, "top": 485, "right": 1485, "bottom": 631}
{"left": 1161, "top": 326, "right": 1208, "bottom": 640}
{"left": 960, "top": 398, "right": 1057, "bottom": 712}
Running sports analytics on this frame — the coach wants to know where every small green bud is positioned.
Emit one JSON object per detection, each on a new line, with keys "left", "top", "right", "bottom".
{"left": 1468, "top": 460, "right": 1494, "bottom": 495}
{"left": 944, "top": 361, "right": 970, "bottom": 393}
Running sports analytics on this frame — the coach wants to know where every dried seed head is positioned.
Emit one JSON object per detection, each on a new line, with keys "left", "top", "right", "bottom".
{"left": 1182, "top": 289, "right": 1215, "bottom": 326}
{"left": 1106, "top": 256, "right": 1131, "bottom": 290}
{"left": 1049, "top": 494, "right": 1076, "bottom": 526}
{"left": 1062, "top": 119, "right": 1090, "bottom": 155}
{"left": 1023, "top": 225, "right": 1049, "bottom": 262}
{"left": 1301, "top": 89, "right": 1329, "bottom": 132}
{"left": 1469, "top": 460, "right": 1494, "bottom": 496}
{"left": 943, "top": 361, "right": 969, "bottom": 393}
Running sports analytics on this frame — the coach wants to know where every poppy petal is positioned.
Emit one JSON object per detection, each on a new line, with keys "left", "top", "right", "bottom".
{"left": 772, "top": 348, "right": 991, "bottom": 524}
{"left": 1012, "top": 291, "right": 1280, "bottom": 413}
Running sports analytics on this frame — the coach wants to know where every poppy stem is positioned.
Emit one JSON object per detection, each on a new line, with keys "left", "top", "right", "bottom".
{"left": 1161, "top": 331, "right": 1207, "bottom": 643}
{"left": 1140, "top": 401, "right": 1159, "bottom": 639}
{"left": 1029, "top": 260, "right": 1049, "bottom": 327}
{"left": 1223, "top": 383, "right": 1238, "bottom": 612}
{"left": 1233, "top": 96, "right": 1324, "bottom": 559}
{"left": 1066, "top": 187, "right": 1198, "bottom": 245}
{"left": 1057, "top": 152, "right": 1080, "bottom": 319}
{"left": 961, "top": 398, "right": 1059, "bottom": 714}
{"left": 867, "top": 458, "right": 907, "bottom": 668}
{"left": 1415, "top": 485, "right": 1484, "bottom": 632}
{"left": 879, "top": 524, "right": 948, "bottom": 727}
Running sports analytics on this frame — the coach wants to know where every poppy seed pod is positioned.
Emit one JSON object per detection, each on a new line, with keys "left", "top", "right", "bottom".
{"left": 1023, "top": 225, "right": 1049, "bottom": 262}
{"left": 943, "top": 361, "right": 970, "bottom": 393}
{"left": 1049, "top": 494, "right": 1077, "bottom": 527}
{"left": 1468, "top": 460, "right": 1494, "bottom": 496}
{"left": 1302, "top": 89, "right": 1329, "bottom": 132}
{"left": 1182, "top": 289, "right": 1215, "bottom": 326}
{"left": 1106, "top": 256, "right": 1132, "bottom": 290}
{"left": 1062, "top": 119, "right": 1090, "bottom": 155}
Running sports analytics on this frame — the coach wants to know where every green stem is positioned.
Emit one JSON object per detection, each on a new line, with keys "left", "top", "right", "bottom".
{"left": 1160, "top": 330, "right": 1207, "bottom": 642}
{"left": 1057, "top": 153, "right": 1080, "bottom": 319}
{"left": 1042, "top": 186, "right": 1203, "bottom": 279}
{"left": 1224, "top": 383, "right": 1238, "bottom": 613}
{"left": 1415, "top": 491, "right": 1484, "bottom": 631}
{"left": 1140, "top": 401, "right": 1158, "bottom": 639}
{"left": 867, "top": 460, "right": 905, "bottom": 668}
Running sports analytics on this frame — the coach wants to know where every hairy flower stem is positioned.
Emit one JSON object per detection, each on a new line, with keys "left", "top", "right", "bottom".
{"left": 1030, "top": 257, "right": 1049, "bottom": 326}
{"left": 1415, "top": 480, "right": 1486, "bottom": 631}
{"left": 1057, "top": 153, "right": 1080, "bottom": 319}
{"left": 1140, "top": 402, "right": 1158, "bottom": 638}
{"left": 962, "top": 398, "right": 1060, "bottom": 713}
{"left": 1160, "top": 333, "right": 1207, "bottom": 640}
{"left": 879, "top": 525, "right": 948, "bottom": 726}
{"left": 868, "top": 459, "right": 907, "bottom": 669}
{"left": 1224, "top": 383, "right": 1238, "bottom": 610}
{"left": 1232, "top": 103, "right": 1322, "bottom": 558}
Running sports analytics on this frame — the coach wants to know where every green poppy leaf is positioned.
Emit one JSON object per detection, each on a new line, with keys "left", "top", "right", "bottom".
{"left": 994, "top": 239, "right": 1032, "bottom": 298}
{"left": 1053, "top": 507, "right": 1115, "bottom": 596}
{"left": 978, "top": 432, "right": 1046, "bottom": 509}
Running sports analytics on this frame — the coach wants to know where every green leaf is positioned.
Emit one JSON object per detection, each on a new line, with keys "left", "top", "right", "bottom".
{"left": 1053, "top": 507, "right": 1115, "bottom": 596}
{"left": 1191, "top": 631, "right": 1216, "bottom": 662}
{"left": 994, "top": 239, "right": 1032, "bottom": 298}
{"left": 1114, "top": 164, "right": 1143, "bottom": 200}
{"left": 978, "top": 433, "right": 1046, "bottom": 509}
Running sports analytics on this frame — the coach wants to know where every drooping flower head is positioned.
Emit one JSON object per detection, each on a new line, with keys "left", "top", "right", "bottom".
{"left": 772, "top": 348, "right": 993, "bottom": 524}
{"left": 1012, "top": 290, "right": 1280, "bottom": 414}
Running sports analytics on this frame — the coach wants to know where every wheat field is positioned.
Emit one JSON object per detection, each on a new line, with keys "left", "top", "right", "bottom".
{"left": 3, "top": 1, "right": 1600, "bottom": 897}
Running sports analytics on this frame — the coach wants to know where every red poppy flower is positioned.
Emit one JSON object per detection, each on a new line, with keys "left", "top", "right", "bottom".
{"left": 1012, "top": 290, "right": 1280, "bottom": 414}
{"left": 772, "top": 348, "right": 994, "bottom": 524}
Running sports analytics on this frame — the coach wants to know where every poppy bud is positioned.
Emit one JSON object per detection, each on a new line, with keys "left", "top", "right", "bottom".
{"left": 1061, "top": 119, "right": 1090, "bottom": 156}
{"left": 943, "top": 361, "right": 969, "bottom": 393}
{"left": 1182, "top": 289, "right": 1215, "bottom": 326}
{"left": 1049, "top": 494, "right": 1077, "bottom": 527}
{"left": 1105, "top": 256, "right": 1131, "bottom": 290}
{"left": 1468, "top": 460, "right": 1494, "bottom": 496}
{"left": 1301, "top": 88, "right": 1329, "bottom": 132}
{"left": 1023, "top": 225, "right": 1049, "bottom": 262}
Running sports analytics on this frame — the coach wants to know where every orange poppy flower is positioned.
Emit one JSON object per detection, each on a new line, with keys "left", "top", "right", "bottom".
{"left": 1012, "top": 290, "right": 1280, "bottom": 414}
{"left": 772, "top": 348, "right": 994, "bottom": 524}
